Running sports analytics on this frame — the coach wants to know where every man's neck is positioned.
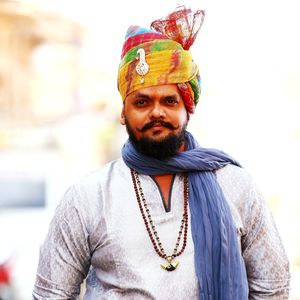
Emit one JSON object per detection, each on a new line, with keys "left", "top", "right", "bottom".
{"left": 152, "top": 142, "right": 185, "bottom": 209}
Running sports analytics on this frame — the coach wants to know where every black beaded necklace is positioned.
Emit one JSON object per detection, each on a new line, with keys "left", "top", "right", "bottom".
{"left": 130, "top": 169, "right": 189, "bottom": 271}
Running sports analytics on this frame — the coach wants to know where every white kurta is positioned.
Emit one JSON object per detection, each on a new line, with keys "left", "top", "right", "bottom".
{"left": 32, "top": 158, "right": 290, "bottom": 299}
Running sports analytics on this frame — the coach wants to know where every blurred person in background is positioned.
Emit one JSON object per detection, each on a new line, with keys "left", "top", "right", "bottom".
{"left": 32, "top": 6, "right": 290, "bottom": 300}
{"left": 0, "top": 260, "right": 12, "bottom": 300}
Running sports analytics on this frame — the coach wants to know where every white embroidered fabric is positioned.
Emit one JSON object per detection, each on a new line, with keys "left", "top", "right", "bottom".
{"left": 32, "top": 159, "right": 290, "bottom": 299}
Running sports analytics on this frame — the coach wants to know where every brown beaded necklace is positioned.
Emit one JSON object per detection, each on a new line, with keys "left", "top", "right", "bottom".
{"left": 130, "top": 169, "right": 189, "bottom": 271}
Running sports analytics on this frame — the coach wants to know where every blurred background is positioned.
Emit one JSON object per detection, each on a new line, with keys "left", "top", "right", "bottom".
{"left": 0, "top": 0, "right": 299, "bottom": 299}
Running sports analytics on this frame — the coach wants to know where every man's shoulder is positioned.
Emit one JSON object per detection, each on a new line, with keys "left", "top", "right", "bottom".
{"left": 72, "top": 158, "right": 127, "bottom": 192}
{"left": 59, "top": 158, "right": 128, "bottom": 219}
{"left": 215, "top": 164, "right": 258, "bottom": 207}
{"left": 215, "top": 164, "right": 253, "bottom": 188}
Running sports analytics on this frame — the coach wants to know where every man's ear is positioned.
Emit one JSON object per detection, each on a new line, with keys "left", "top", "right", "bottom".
{"left": 120, "top": 105, "right": 126, "bottom": 125}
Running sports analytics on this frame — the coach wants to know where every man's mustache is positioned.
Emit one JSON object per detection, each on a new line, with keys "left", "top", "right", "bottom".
{"left": 138, "top": 121, "right": 178, "bottom": 132}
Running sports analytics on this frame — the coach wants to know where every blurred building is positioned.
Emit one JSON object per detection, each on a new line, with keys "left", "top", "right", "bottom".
{"left": 0, "top": 1, "right": 122, "bottom": 298}
{"left": 0, "top": 0, "right": 85, "bottom": 128}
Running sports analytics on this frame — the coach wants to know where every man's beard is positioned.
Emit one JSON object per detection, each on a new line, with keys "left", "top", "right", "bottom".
{"left": 125, "top": 119, "right": 186, "bottom": 159}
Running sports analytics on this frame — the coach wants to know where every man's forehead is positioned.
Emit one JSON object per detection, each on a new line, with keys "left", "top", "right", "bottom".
{"left": 127, "top": 85, "right": 181, "bottom": 99}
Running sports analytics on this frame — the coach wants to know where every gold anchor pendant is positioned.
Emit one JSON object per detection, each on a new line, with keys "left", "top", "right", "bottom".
{"left": 161, "top": 256, "right": 179, "bottom": 271}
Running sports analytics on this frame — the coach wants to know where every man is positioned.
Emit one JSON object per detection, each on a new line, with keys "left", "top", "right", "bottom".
{"left": 33, "top": 7, "right": 290, "bottom": 300}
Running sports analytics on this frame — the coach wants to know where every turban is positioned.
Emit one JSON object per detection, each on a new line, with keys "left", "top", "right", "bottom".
{"left": 117, "top": 6, "right": 205, "bottom": 113}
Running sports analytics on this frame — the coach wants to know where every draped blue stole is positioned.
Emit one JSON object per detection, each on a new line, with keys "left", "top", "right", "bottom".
{"left": 121, "top": 132, "right": 248, "bottom": 300}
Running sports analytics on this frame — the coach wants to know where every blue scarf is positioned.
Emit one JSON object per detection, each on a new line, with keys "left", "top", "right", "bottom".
{"left": 122, "top": 131, "right": 248, "bottom": 300}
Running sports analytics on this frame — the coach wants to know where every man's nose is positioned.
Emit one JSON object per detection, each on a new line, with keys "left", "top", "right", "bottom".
{"left": 149, "top": 104, "right": 166, "bottom": 119}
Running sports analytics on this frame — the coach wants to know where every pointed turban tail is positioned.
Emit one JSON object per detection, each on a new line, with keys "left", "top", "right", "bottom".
{"left": 117, "top": 6, "right": 205, "bottom": 113}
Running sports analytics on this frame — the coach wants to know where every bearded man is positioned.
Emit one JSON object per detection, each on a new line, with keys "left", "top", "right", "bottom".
{"left": 33, "top": 7, "right": 290, "bottom": 300}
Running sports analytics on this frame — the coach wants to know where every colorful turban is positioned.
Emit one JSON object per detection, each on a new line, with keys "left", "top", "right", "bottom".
{"left": 117, "top": 6, "right": 205, "bottom": 113}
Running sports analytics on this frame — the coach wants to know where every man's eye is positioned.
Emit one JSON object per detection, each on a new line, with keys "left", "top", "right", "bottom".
{"left": 136, "top": 99, "right": 147, "bottom": 105}
{"left": 166, "top": 98, "right": 178, "bottom": 104}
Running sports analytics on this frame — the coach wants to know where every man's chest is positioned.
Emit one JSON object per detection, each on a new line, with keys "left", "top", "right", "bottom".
{"left": 87, "top": 174, "right": 199, "bottom": 299}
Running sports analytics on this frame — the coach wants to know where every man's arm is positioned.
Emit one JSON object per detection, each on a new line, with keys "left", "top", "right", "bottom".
{"left": 33, "top": 186, "right": 91, "bottom": 299}
{"left": 241, "top": 181, "right": 291, "bottom": 299}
